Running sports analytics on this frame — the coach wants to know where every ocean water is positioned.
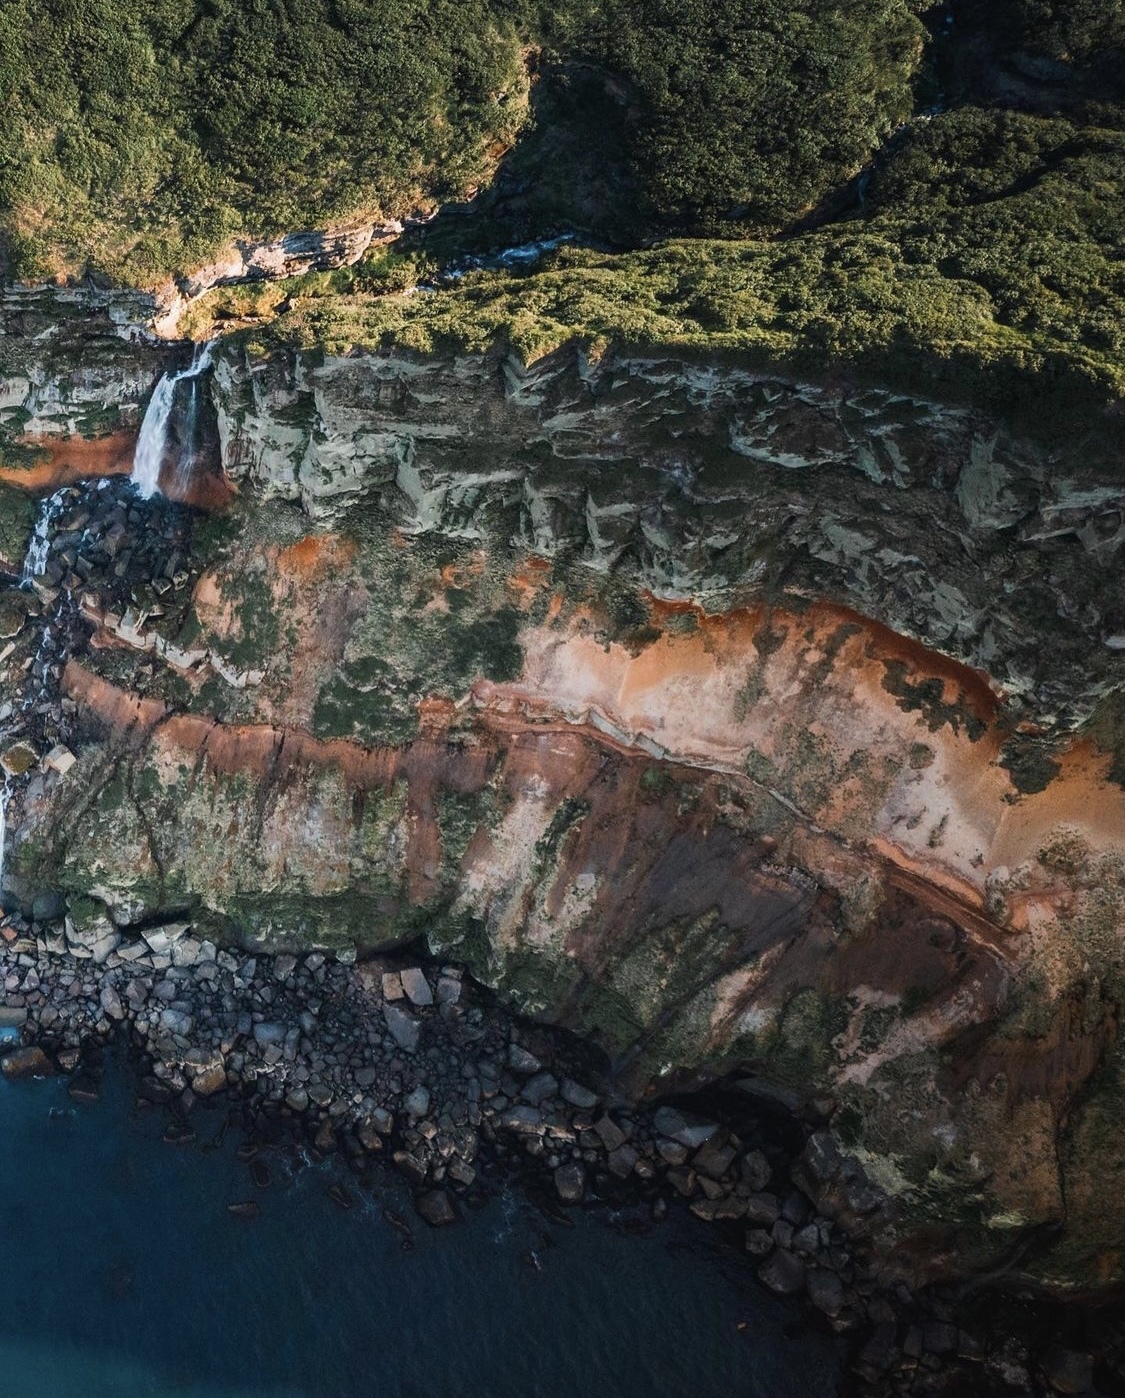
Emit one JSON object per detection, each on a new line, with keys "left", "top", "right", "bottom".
{"left": 0, "top": 1060, "right": 842, "bottom": 1397}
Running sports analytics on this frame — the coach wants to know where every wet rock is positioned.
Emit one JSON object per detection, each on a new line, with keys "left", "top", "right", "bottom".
{"left": 690, "top": 1196, "right": 747, "bottom": 1222}
{"left": 666, "top": 1167, "right": 697, "bottom": 1198}
{"left": 554, "top": 1162, "right": 586, "bottom": 1204}
{"left": 2, "top": 1045, "right": 55, "bottom": 1078}
{"left": 745, "top": 1228, "right": 774, "bottom": 1256}
{"left": 356, "top": 1119, "right": 385, "bottom": 1151}
{"left": 757, "top": 1248, "right": 806, "bottom": 1296}
{"left": 416, "top": 1189, "right": 457, "bottom": 1227}
{"left": 741, "top": 1149, "right": 771, "bottom": 1191}
{"left": 744, "top": 1192, "right": 781, "bottom": 1225}
{"left": 383, "top": 1003, "right": 420, "bottom": 1054}
{"left": 393, "top": 1151, "right": 429, "bottom": 1186}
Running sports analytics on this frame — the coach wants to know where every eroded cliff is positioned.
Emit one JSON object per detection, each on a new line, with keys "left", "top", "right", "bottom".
{"left": 1, "top": 320, "right": 1122, "bottom": 1295}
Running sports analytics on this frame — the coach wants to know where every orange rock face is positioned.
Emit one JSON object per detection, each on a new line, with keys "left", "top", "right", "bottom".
{"left": 45, "top": 546, "right": 1123, "bottom": 1290}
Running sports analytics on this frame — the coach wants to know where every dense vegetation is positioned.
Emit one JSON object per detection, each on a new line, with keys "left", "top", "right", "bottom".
{"left": 586, "top": 0, "right": 926, "bottom": 231}
{"left": 1, "top": 0, "right": 1123, "bottom": 420}
{"left": 0, "top": 0, "right": 529, "bottom": 283}
{"left": 192, "top": 108, "right": 1123, "bottom": 425}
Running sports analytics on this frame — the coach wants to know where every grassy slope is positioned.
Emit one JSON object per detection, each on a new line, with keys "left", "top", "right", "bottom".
{"left": 0, "top": 0, "right": 925, "bottom": 284}
{"left": 0, "top": 0, "right": 530, "bottom": 284}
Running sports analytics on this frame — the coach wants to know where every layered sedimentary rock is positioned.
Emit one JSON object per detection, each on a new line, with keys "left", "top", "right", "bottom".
{"left": 1, "top": 322, "right": 1122, "bottom": 1294}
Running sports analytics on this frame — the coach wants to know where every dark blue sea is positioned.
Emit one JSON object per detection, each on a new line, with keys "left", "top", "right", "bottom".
{"left": 0, "top": 1058, "right": 842, "bottom": 1396}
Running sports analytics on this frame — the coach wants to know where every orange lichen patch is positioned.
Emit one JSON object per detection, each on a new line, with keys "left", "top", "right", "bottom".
{"left": 991, "top": 741, "right": 1125, "bottom": 867}
{"left": 276, "top": 534, "right": 358, "bottom": 582}
{"left": 438, "top": 551, "right": 487, "bottom": 591}
{"left": 505, "top": 555, "right": 554, "bottom": 610}
{"left": 646, "top": 596, "right": 1003, "bottom": 725}
{"left": 0, "top": 432, "right": 135, "bottom": 491}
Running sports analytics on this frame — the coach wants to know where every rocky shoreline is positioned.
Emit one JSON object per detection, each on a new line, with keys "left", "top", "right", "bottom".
{"left": 0, "top": 919, "right": 1120, "bottom": 1397}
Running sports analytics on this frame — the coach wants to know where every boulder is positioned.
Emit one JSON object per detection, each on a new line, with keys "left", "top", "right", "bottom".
{"left": 693, "top": 1136, "right": 737, "bottom": 1179}
{"left": 416, "top": 1189, "right": 457, "bottom": 1227}
{"left": 383, "top": 1003, "right": 420, "bottom": 1054}
{"left": 652, "top": 1106, "right": 719, "bottom": 1149}
{"left": 805, "top": 1268, "right": 845, "bottom": 1317}
{"left": 560, "top": 1078, "right": 599, "bottom": 1110}
{"left": 1, "top": 1045, "right": 54, "bottom": 1079}
{"left": 520, "top": 1072, "right": 558, "bottom": 1106}
{"left": 554, "top": 1162, "right": 586, "bottom": 1204}
{"left": 744, "top": 1192, "right": 780, "bottom": 1225}
{"left": 690, "top": 1196, "right": 748, "bottom": 1222}
{"left": 98, "top": 985, "right": 126, "bottom": 1021}
{"left": 1042, "top": 1348, "right": 1093, "bottom": 1395}
{"left": 593, "top": 1114, "right": 627, "bottom": 1152}
{"left": 399, "top": 968, "right": 433, "bottom": 1007}
{"left": 742, "top": 1149, "right": 772, "bottom": 1190}
{"left": 507, "top": 1042, "right": 541, "bottom": 1075}
{"left": 404, "top": 1085, "right": 431, "bottom": 1118}
{"left": 607, "top": 1144, "right": 639, "bottom": 1179}
{"left": 436, "top": 976, "right": 462, "bottom": 1006}
{"left": 192, "top": 1063, "right": 228, "bottom": 1097}
{"left": 745, "top": 1229, "right": 774, "bottom": 1257}
{"left": 758, "top": 1248, "right": 806, "bottom": 1296}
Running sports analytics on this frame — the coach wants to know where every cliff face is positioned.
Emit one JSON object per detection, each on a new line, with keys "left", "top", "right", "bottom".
{"left": 211, "top": 341, "right": 1125, "bottom": 730}
{"left": 2, "top": 320, "right": 1123, "bottom": 1293}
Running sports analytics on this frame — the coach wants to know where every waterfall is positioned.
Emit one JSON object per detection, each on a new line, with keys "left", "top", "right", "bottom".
{"left": 131, "top": 340, "right": 215, "bottom": 499}
{"left": 21, "top": 488, "right": 68, "bottom": 586}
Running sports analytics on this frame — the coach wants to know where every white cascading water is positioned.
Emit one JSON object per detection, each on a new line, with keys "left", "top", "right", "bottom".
{"left": 21, "top": 488, "right": 69, "bottom": 585}
{"left": 131, "top": 339, "right": 215, "bottom": 499}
